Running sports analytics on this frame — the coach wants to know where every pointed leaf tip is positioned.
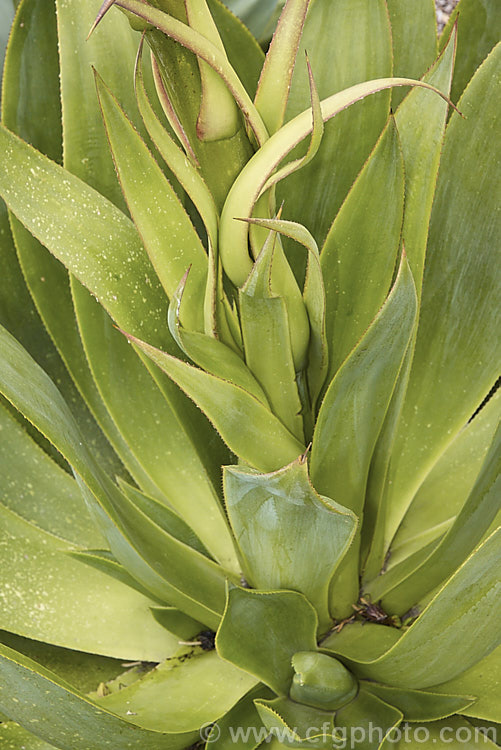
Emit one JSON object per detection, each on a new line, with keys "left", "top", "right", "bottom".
{"left": 87, "top": 0, "right": 117, "bottom": 40}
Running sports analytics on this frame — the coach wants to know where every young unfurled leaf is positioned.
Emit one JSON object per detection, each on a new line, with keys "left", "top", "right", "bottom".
{"left": 254, "top": 0, "right": 311, "bottom": 135}
{"left": 185, "top": 0, "right": 240, "bottom": 141}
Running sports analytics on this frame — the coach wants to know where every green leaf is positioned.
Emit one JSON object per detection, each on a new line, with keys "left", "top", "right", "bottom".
{"left": 168, "top": 272, "right": 269, "bottom": 405}
{"left": 334, "top": 688, "right": 403, "bottom": 750}
{"left": 216, "top": 587, "right": 318, "bottom": 695}
{"left": 440, "top": 0, "right": 501, "bottom": 106}
{"left": 349, "top": 529, "right": 501, "bottom": 689}
{"left": 125, "top": 332, "right": 306, "bottom": 473}
{"left": 254, "top": 696, "right": 334, "bottom": 748}
{"left": 394, "top": 25, "right": 456, "bottom": 299}
{"left": 239, "top": 231, "right": 304, "bottom": 440}
{"left": 185, "top": 0, "right": 240, "bottom": 142}
{"left": 95, "top": 71, "right": 208, "bottom": 332}
{"left": 310, "top": 255, "right": 417, "bottom": 616}
{"left": 0, "top": 402, "right": 104, "bottom": 548}
{"left": 383, "top": 44, "right": 501, "bottom": 545}
{"left": 116, "top": 479, "right": 210, "bottom": 557}
{"left": 0, "top": 122, "right": 165, "bottom": 347}
{"left": 243, "top": 216, "right": 328, "bottom": 413}
{"left": 223, "top": 0, "right": 283, "bottom": 45}
{"left": 278, "top": 0, "right": 392, "bottom": 259}
{"left": 379, "top": 422, "right": 501, "bottom": 613}
{"left": 134, "top": 39, "right": 219, "bottom": 249}
{"left": 387, "top": 0, "right": 437, "bottom": 109}
{"left": 0, "top": 323, "right": 222, "bottom": 623}
{"left": 207, "top": 685, "right": 273, "bottom": 749}
{"left": 2, "top": 0, "right": 132, "bottom": 481}
{"left": 105, "top": 0, "right": 267, "bottom": 144}
{"left": 0, "top": 722, "right": 55, "bottom": 749}
{"left": 0, "top": 630, "right": 124, "bottom": 695}
{"left": 0, "top": 503, "right": 178, "bottom": 661}
{"left": 0, "top": 0, "right": 14, "bottom": 85}
{"left": 362, "top": 683, "right": 474, "bottom": 723}
{"left": 433, "top": 646, "right": 501, "bottom": 723}
{"left": 254, "top": 0, "right": 310, "bottom": 135}
{"left": 223, "top": 458, "right": 357, "bottom": 632}
{"left": 320, "top": 116, "right": 404, "bottom": 378}
{"left": 98, "top": 649, "right": 257, "bottom": 732}
{"left": 0, "top": 121, "right": 236, "bottom": 568}
{"left": 322, "top": 622, "right": 401, "bottom": 666}
{"left": 390, "top": 390, "right": 501, "bottom": 566}
{"left": 365, "top": 716, "right": 498, "bottom": 750}
{"left": 87, "top": 474, "right": 230, "bottom": 628}
{"left": 220, "top": 78, "right": 450, "bottom": 288}
{"left": 0, "top": 644, "right": 251, "bottom": 749}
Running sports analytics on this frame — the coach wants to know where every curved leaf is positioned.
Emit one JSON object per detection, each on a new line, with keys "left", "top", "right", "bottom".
{"left": 0, "top": 403, "right": 104, "bottom": 548}
{"left": 433, "top": 646, "right": 501, "bottom": 723}
{"left": 278, "top": 0, "right": 392, "bottom": 261}
{"left": 254, "top": 0, "right": 311, "bottom": 135}
{"left": 391, "top": 391, "right": 501, "bottom": 566}
{"left": 379, "top": 422, "right": 501, "bottom": 612}
{"left": 0, "top": 644, "right": 252, "bottom": 749}
{"left": 95, "top": 70, "right": 208, "bottom": 331}
{"left": 254, "top": 696, "right": 334, "bottom": 748}
{"left": 363, "top": 683, "right": 474, "bottom": 722}
{"left": 334, "top": 688, "right": 403, "bottom": 750}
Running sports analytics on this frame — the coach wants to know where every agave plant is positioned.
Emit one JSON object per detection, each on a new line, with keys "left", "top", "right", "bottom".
{"left": 0, "top": 0, "right": 499, "bottom": 748}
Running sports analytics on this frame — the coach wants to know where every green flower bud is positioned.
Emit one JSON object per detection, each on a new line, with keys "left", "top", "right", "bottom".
{"left": 289, "top": 652, "right": 358, "bottom": 710}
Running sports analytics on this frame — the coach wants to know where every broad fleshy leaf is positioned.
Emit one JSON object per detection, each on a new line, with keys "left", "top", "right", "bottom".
{"left": 125, "top": 332, "right": 306, "bottom": 473}
{"left": 223, "top": 458, "right": 357, "bottom": 631}
{"left": 346, "top": 529, "right": 501, "bottom": 689}
{"left": 0, "top": 644, "right": 253, "bottom": 749}
{"left": 390, "top": 391, "right": 501, "bottom": 565}
{"left": 377, "top": 422, "right": 501, "bottom": 612}
{"left": 433, "top": 646, "right": 501, "bottom": 723}
{"left": 383, "top": 44, "right": 501, "bottom": 545}
{"left": 216, "top": 587, "right": 318, "bottom": 695}
{"left": 310, "top": 256, "right": 417, "bottom": 616}
{"left": 334, "top": 689, "right": 403, "bottom": 750}
{"left": 320, "top": 116, "right": 404, "bottom": 378}
{"left": 0, "top": 503, "right": 178, "bottom": 660}
{"left": 362, "top": 683, "right": 474, "bottom": 723}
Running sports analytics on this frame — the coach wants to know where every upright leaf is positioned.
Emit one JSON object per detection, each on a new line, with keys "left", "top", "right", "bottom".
{"left": 320, "top": 117, "right": 405, "bottom": 378}
{"left": 310, "top": 257, "right": 417, "bottom": 616}
{"left": 278, "top": 0, "right": 392, "bottom": 260}
{"left": 379, "top": 423, "right": 501, "bottom": 613}
{"left": 384, "top": 44, "right": 501, "bottom": 545}
{"left": 440, "top": 0, "right": 501, "bottom": 105}
{"left": 387, "top": 0, "right": 437, "bottom": 108}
